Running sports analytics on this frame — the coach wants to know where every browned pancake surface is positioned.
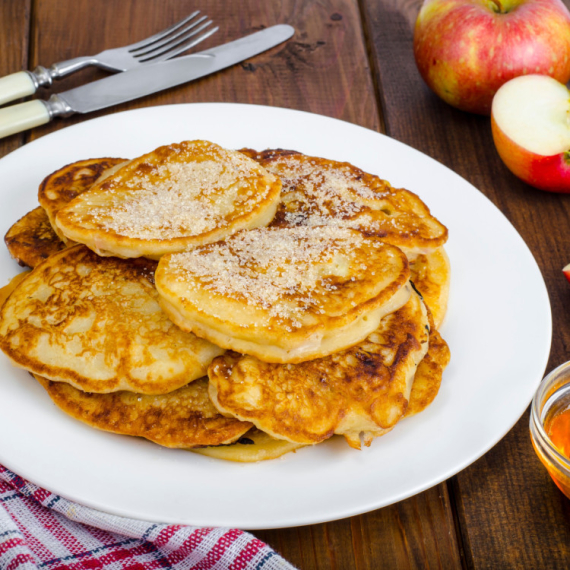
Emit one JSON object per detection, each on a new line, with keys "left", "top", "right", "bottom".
{"left": 5, "top": 207, "right": 66, "bottom": 268}
{"left": 208, "top": 291, "right": 429, "bottom": 449}
{"left": 36, "top": 375, "right": 252, "bottom": 448}
{"left": 0, "top": 245, "right": 224, "bottom": 394}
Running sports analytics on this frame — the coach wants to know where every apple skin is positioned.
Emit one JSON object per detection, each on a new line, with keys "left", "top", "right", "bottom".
{"left": 414, "top": 0, "right": 570, "bottom": 115}
{"left": 491, "top": 113, "right": 570, "bottom": 193}
{"left": 564, "top": 264, "right": 570, "bottom": 285}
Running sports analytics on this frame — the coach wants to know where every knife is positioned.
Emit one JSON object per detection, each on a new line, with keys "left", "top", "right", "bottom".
{"left": 0, "top": 24, "right": 294, "bottom": 140}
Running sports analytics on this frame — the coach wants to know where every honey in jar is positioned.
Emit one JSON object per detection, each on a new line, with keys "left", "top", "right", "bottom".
{"left": 547, "top": 407, "right": 570, "bottom": 459}
{"left": 530, "top": 361, "right": 570, "bottom": 500}
{"left": 540, "top": 403, "right": 570, "bottom": 497}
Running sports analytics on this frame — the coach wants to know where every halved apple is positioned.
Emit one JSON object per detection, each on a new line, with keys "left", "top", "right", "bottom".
{"left": 491, "top": 75, "right": 570, "bottom": 193}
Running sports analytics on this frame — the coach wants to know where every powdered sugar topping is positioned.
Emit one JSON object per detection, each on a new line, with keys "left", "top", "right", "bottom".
{"left": 79, "top": 142, "right": 272, "bottom": 240}
{"left": 266, "top": 155, "right": 432, "bottom": 237}
{"left": 167, "top": 227, "right": 371, "bottom": 327}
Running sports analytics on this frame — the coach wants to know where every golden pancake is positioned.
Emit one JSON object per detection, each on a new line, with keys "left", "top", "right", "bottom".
{"left": 55, "top": 141, "right": 282, "bottom": 259}
{"left": 192, "top": 428, "right": 305, "bottom": 462}
{"left": 409, "top": 247, "right": 450, "bottom": 329}
{"left": 197, "top": 326, "right": 449, "bottom": 462}
{"left": 156, "top": 226, "right": 412, "bottom": 364}
{"left": 0, "top": 245, "right": 224, "bottom": 394}
{"left": 38, "top": 158, "right": 127, "bottom": 242}
{"left": 405, "top": 326, "right": 450, "bottom": 417}
{"left": 35, "top": 375, "right": 252, "bottom": 448}
{"left": 208, "top": 290, "right": 429, "bottom": 449}
{"left": 4, "top": 207, "right": 66, "bottom": 268}
{"left": 240, "top": 149, "right": 448, "bottom": 258}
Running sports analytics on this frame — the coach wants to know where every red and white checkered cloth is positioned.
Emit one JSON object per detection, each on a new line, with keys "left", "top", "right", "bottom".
{"left": 0, "top": 465, "right": 296, "bottom": 570}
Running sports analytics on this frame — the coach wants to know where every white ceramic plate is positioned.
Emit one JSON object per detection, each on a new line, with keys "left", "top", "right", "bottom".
{"left": 0, "top": 104, "right": 551, "bottom": 529}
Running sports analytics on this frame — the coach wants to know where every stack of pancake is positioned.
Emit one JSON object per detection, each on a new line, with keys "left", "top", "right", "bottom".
{"left": 0, "top": 140, "right": 450, "bottom": 462}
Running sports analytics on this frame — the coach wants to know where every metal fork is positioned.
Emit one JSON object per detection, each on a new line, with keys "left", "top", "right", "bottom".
{"left": 0, "top": 11, "right": 218, "bottom": 106}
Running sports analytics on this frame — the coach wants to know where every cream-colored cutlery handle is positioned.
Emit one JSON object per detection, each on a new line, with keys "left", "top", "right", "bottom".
{"left": 0, "top": 100, "right": 50, "bottom": 139}
{"left": 0, "top": 72, "right": 36, "bottom": 106}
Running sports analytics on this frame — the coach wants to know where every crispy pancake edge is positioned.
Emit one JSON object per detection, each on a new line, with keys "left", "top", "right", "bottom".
{"left": 35, "top": 375, "right": 252, "bottom": 448}
{"left": 38, "top": 158, "right": 128, "bottom": 242}
{"left": 5, "top": 207, "right": 66, "bottom": 268}
{"left": 405, "top": 323, "right": 450, "bottom": 417}
{"left": 409, "top": 247, "right": 450, "bottom": 329}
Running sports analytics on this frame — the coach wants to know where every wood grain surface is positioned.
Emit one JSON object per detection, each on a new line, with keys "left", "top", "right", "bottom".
{"left": 1, "top": 0, "right": 569, "bottom": 568}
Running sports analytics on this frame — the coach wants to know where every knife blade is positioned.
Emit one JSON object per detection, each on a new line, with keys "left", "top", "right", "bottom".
{"left": 0, "top": 24, "right": 294, "bottom": 139}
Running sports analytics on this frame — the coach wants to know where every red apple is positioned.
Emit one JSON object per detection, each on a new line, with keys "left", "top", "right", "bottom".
{"left": 491, "top": 74, "right": 570, "bottom": 192}
{"left": 564, "top": 264, "right": 570, "bottom": 284}
{"left": 413, "top": 0, "right": 570, "bottom": 115}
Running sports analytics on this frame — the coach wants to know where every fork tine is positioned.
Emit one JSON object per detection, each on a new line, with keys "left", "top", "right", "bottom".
{"left": 141, "top": 26, "right": 219, "bottom": 63}
{"left": 125, "top": 11, "right": 201, "bottom": 51}
{"left": 129, "top": 15, "right": 208, "bottom": 55}
{"left": 137, "top": 23, "right": 218, "bottom": 62}
{"left": 134, "top": 20, "right": 213, "bottom": 59}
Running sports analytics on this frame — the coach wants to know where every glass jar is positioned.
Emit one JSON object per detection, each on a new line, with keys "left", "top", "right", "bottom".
{"left": 530, "top": 361, "right": 570, "bottom": 498}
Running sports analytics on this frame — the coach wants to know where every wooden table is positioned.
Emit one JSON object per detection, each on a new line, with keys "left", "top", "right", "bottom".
{"left": 2, "top": 1, "right": 570, "bottom": 567}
